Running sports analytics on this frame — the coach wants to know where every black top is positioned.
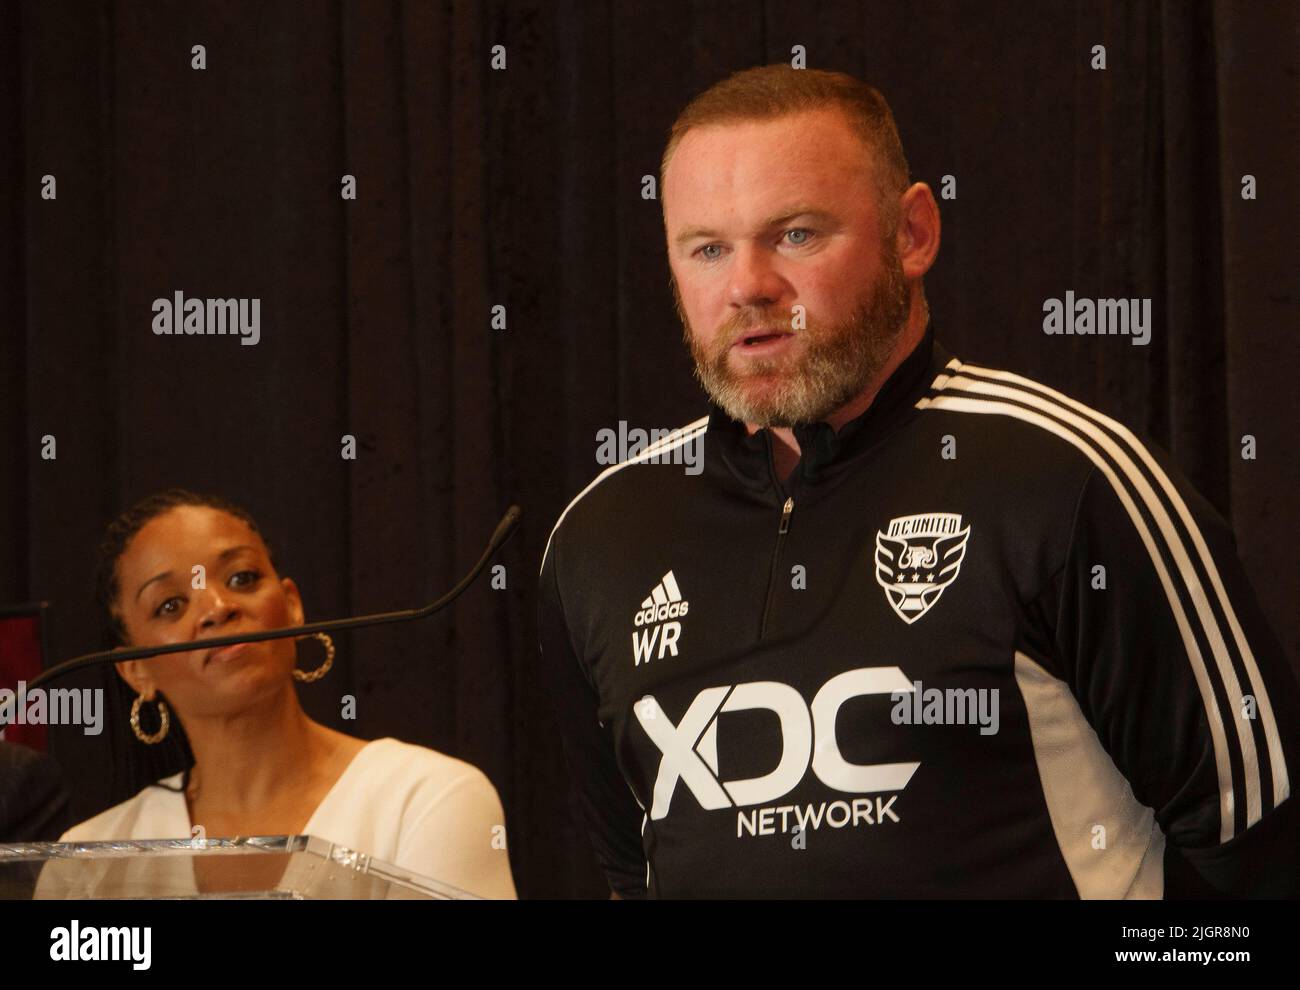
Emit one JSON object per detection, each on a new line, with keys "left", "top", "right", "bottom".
{"left": 0, "top": 741, "right": 72, "bottom": 843}
{"left": 538, "top": 328, "right": 1300, "bottom": 897}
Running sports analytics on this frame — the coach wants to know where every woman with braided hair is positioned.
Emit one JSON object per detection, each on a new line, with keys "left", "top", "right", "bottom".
{"left": 53, "top": 488, "right": 516, "bottom": 899}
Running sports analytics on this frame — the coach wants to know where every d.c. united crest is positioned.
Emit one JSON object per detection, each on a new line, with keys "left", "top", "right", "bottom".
{"left": 874, "top": 512, "right": 971, "bottom": 624}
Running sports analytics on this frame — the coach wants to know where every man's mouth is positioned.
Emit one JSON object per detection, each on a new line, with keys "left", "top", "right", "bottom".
{"left": 732, "top": 328, "right": 796, "bottom": 351}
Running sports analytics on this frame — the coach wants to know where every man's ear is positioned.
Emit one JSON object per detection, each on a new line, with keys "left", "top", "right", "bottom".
{"left": 896, "top": 181, "right": 941, "bottom": 280}
{"left": 281, "top": 576, "right": 306, "bottom": 627}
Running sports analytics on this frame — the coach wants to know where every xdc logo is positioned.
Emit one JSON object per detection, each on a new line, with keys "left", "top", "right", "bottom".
{"left": 635, "top": 667, "right": 921, "bottom": 820}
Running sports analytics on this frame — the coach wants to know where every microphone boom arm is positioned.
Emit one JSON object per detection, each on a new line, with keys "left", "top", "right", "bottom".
{"left": 0, "top": 505, "right": 522, "bottom": 723}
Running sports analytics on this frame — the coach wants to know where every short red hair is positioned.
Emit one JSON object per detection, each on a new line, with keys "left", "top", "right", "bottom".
{"left": 660, "top": 64, "right": 912, "bottom": 231}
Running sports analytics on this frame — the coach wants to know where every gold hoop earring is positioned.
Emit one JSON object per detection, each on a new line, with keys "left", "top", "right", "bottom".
{"left": 130, "top": 695, "right": 170, "bottom": 744}
{"left": 294, "top": 632, "right": 334, "bottom": 682}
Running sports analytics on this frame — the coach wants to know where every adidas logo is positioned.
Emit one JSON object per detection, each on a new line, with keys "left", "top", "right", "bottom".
{"left": 634, "top": 571, "right": 690, "bottom": 626}
{"left": 632, "top": 570, "right": 690, "bottom": 665}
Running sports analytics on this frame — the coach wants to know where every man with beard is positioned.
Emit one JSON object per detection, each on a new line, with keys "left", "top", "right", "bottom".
{"left": 538, "top": 65, "right": 1299, "bottom": 898}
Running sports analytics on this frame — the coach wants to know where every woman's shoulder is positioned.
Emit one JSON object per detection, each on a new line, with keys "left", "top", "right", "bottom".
{"left": 59, "top": 774, "right": 187, "bottom": 843}
{"left": 335, "top": 739, "right": 516, "bottom": 898}
{"left": 349, "top": 738, "right": 500, "bottom": 806}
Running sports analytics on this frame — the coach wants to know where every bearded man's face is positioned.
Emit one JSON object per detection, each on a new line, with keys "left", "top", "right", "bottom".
{"left": 663, "top": 107, "right": 912, "bottom": 427}
{"left": 673, "top": 232, "right": 909, "bottom": 427}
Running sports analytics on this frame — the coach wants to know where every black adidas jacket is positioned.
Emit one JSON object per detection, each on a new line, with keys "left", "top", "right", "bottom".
{"left": 537, "top": 326, "right": 1300, "bottom": 898}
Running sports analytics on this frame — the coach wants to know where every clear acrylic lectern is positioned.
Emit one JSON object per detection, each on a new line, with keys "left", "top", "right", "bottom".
{"left": 0, "top": 835, "right": 476, "bottom": 899}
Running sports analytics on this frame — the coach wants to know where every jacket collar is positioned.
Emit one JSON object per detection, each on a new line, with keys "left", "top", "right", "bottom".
{"left": 704, "top": 322, "right": 948, "bottom": 497}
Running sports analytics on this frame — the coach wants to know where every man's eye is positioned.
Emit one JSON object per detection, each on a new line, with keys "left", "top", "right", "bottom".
{"left": 784, "top": 228, "right": 815, "bottom": 246}
{"left": 154, "top": 597, "right": 183, "bottom": 618}
{"left": 230, "top": 569, "right": 261, "bottom": 588}
{"left": 695, "top": 244, "right": 723, "bottom": 261}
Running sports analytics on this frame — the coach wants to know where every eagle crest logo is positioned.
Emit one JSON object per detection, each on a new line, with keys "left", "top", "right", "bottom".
{"left": 874, "top": 513, "right": 971, "bottom": 624}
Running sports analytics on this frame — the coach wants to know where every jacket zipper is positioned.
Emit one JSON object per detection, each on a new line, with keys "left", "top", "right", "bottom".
{"left": 758, "top": 495, "right": 794, "bottom": 639}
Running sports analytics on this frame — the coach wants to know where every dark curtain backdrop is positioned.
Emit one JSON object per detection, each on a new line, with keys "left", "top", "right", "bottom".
{"left": 1, "top": 1, "right": 1296, "bottom": 898}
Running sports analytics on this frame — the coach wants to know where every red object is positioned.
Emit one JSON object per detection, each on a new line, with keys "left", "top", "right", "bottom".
{"left": 0, "top": 606, "right": 48, "bottom": 752}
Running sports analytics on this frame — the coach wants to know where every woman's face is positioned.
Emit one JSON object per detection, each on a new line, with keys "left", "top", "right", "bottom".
{"left": 111, "top": 505, "right": 305, "bottom": 718}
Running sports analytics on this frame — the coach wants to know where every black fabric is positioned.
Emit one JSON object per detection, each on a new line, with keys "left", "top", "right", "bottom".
{"left": 2, "top": 3, "right": 1296, "bottom": 897}
{"left": 1165, "top": 792, "right": 1300, "bottom": 898}
{"left": 710, "top": 324, "right": 939, "bottom": 492}
{"left": 0, "top": 741, "right": 72, "bottom": 843}
{"left": 539, "top": 333, "right": 1300, "bottom": 897}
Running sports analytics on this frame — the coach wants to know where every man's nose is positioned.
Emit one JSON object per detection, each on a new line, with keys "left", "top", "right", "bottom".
{"left": 726, "top": 241, "right": 786, "bottom": 311}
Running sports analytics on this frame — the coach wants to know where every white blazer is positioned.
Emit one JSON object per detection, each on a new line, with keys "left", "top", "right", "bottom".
{"left": 51, "top": 737, "right": 517, "bottom": 899}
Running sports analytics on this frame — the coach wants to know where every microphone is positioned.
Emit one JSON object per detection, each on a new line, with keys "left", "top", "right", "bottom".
{"left": 0, "top": 505, "right": 522, "bottom": 727}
